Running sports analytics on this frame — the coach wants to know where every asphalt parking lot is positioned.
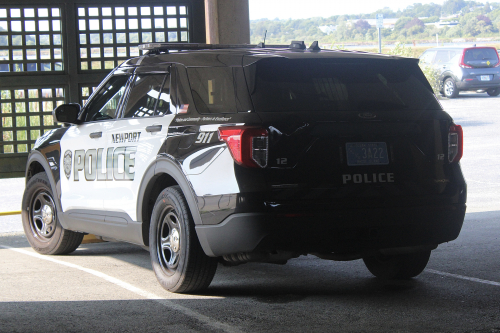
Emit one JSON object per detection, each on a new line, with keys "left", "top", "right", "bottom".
{"left": 1, "top": 93, "right": 499, "bottom": 333}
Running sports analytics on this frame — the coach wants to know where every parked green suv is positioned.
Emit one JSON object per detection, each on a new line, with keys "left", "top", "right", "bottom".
{"left": 420, "top": 46, "right": 500, "bottom": 98}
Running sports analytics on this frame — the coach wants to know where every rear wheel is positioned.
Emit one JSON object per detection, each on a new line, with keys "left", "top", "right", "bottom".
{"left": 363, "top": 250, "right": 431, "bottom": 279}
{"left": 22, "top": 172, "right": 83, "bottom": 255}
{"left": 487, "top": 88, "right": 500, "bottom": 96}
{"left": 443, "top": 78, "right": 459, "bottom": 98}
{"left": 149, "top": 186, "right": 218, "bottom": 293}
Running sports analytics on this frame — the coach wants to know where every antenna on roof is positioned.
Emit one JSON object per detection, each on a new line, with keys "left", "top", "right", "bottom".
{"left": 308, "top": 41, "right": 321, "bottom": 51}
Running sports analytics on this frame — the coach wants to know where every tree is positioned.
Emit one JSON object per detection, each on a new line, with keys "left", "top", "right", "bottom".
{"left": 476, "top": 14, "right": 492, "bottom": 25}
{"left": 484, "top": 2, "right": 492, "bottom": 13}
{"left": 404, "top": 18, "right": 425, "bottom": 30}
{"left": 463, "top": 17, "right": 480, "bottom": 36}
{"left": 371, "top": 7, "right": 397, "bottom": 19}
{"left": 442, "top": 0, "right": 467, "bottom": 15}
{"left": 401, "top": 3, "right": 441, "bottom": 18}
{"left": 394, "top": 17, "right": 412, "bottom": 31}
{"left": 354, "top": 19, "right": 371, "bottom": 32}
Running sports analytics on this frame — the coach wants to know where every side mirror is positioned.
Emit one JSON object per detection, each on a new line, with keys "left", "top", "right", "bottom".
{"left": 53, "top": 103, "right": 81, "bottom": 124}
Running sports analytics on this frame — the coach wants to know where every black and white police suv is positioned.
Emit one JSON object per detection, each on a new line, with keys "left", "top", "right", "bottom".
{"left": 22, "top": 41, "right": 466, "bottom": 293}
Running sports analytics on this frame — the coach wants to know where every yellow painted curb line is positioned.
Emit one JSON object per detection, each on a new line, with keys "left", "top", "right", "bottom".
{"left": 82, "top": 234, "right": 105, "bottom": 244}
{"left": 0, "top": 210, "right": 21, "bottom": 216}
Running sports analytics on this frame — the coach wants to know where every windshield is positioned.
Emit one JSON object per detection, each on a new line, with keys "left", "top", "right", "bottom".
{"left": 248, "top": 58, "right": 441, "bottom": 112}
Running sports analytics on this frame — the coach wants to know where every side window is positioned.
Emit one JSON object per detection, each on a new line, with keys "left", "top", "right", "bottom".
{"left": 420, "top": 50, "right": 436, "bottom": 64}
{"left": 187, "top": 67, "right": 237, "bottom": 114}
{"left": 83, "top": 75, "right": 130, "bottom": 122}
{"left": 449, "top": 53, "right": 461, "bottom": 64}
{"left": 122, "top": 74, "right": 168, "bottom": 118}
{"left": 435, "top": 50, "right": 450, "bottom": 64}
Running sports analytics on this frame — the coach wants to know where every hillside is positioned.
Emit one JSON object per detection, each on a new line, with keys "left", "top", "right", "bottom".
{"left": 250, "top": 0, "right": 500, "bottom": 45}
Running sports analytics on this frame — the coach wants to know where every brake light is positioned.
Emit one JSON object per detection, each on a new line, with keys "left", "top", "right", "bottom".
{"left": 459, "top": 49, "right": 472, "bottom": 68}
{"left": 218, "top": 126, "right": 268, "bottom": 168}
{"left": 448, "top": 124, "right": 463, "bottom": 163}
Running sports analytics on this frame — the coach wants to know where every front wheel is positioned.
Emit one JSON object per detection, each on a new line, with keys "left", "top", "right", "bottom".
{"left": 487, "top": 88, "right": 500, "bottom": 96}
{"left": 22, "top": 172, "right": 83, "bottom": 255}
{"left": 363, "top": 250, "right": 431, "bottom": 279}
{"left": 149, "top": 186, "right": 218, "bottom": 293}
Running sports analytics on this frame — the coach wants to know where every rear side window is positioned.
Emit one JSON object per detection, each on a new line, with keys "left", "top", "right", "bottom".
{"left": 187, "top": 67, "right": 236, "bottom": 113}
{"left": 248, "top": 58, "right": 441, "bottom": 112}
{"left": 463, "top": 48, "right": 499, "bottom": 67}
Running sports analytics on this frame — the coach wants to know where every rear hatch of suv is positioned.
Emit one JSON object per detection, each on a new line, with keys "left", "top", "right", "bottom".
{"left": 461, "top": 47, "right": 499, "bottom": 68}
{"left": 459, "top": 47, "right": 500, "bottom": 86}
{"left": 240, "top": 55, "right": 464, "bottom": 212}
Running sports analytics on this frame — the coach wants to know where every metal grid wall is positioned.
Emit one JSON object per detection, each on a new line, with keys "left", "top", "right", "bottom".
{"left": 77, "top": 4, "right": 190, "bottom": 71}
{"left": 80, "top": 84, "right": 97, "bottom": 105}
{"left": 0, "top": 6, "right": 64, "bottom": 73}
{"left": 0, "top": 0, "right": 205, "bottom": 178}
{"left": 1, "top": 87, "right": 65, "bottom": 153}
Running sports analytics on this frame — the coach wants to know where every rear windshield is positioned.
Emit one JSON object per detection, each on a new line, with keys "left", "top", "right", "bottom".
{"left": 464, "top": 48, "right": 499, "bottom": 67}
{"left": 247, "top": 58, "right": 441, "bottom": 112}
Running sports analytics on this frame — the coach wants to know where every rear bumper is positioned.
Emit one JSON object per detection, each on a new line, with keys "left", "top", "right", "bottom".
{"left": 195, "top": 204, "right": 466, "bottom": 257}
{"left": 456, "top": 79, "right": 500, "bottom": 90}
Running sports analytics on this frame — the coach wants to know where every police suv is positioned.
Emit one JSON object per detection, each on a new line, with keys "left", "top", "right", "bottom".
{"left": 22, "top": 42, "right": 466, "bottom": 293}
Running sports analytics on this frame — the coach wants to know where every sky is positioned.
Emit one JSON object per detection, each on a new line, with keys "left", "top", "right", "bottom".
{"left": 249, "top": 0, "right": 445, "bottom": 20}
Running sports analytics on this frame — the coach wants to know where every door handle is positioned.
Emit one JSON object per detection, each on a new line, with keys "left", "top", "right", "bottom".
{"left": 146, "top": 125, "right": 162, "bottom": 133}
{"left": 89, "top": 131, "right": 102, "bottom": 139}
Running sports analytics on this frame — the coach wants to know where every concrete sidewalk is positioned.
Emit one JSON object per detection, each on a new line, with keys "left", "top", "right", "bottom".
{"left": 0, "top": 177, "right": 25, "bottom": 233}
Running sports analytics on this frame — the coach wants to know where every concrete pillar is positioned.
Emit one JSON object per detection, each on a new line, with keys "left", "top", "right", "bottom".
{"left": 205, "top": 0, "right": 250, "bottom": 44}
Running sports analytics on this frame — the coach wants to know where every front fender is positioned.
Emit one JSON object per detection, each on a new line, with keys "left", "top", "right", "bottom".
{"left": 25, "top": 151, "right": 70, "bottom": 228}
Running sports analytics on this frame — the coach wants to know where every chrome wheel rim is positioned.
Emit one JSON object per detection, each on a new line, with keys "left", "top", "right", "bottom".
{"left": 157, "top": 207, "right": 181, "bottom": 274}
{"left": 29, "top": 191, "right": 56, "bottom": 241}
{"left": 444, "top": 81, "right": 454, "bottom": 96}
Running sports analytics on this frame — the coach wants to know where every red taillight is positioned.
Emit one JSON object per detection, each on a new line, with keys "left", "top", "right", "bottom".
{"left": 459, "top": 63, "right": 473, "bottom": 69}
{"left": 459, "top": 59, "right": 472, "bottom": 68}
{"left": 218, "top": 126, "right": 268, "bottom": 168}
{"left": 448, "top": 124, "right": 463, "bottom": 163}
{"left": 459, "top": 49, "right": 473, "bottom": 68}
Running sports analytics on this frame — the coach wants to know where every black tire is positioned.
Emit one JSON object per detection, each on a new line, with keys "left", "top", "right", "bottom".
{"left": 443, "top": 78, "right": 459, "bottom": 98}
{"left": 487, "top": 88, "right": 500, "bottom": 96}
{"left": 22, "top": 172, "right": 84, "bottom": 255}
{"left": 149, "top": 186, "right": 218, "bottom": 293}
{"left": 363, "top": 250, "right": 431, "bottom": 279}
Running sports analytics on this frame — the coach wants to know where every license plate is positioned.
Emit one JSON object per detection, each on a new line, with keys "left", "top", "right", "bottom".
{"left": 346, "top": 142, "right": 389, "bottom": 166}
{"left": 480, "top": 75, "right": 491, "bottom": 81}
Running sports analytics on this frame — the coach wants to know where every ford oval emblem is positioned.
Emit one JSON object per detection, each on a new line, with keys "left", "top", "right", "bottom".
{"left": 358, "top": 112, "right": 377, "bottom": 119}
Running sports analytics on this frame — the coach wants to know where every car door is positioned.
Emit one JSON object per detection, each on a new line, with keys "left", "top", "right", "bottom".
{"left": 59, "top": 73, "right": 131, "bottom": 217}
{"left": 103, "top": 67, "right": 175, "bottom": 221}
